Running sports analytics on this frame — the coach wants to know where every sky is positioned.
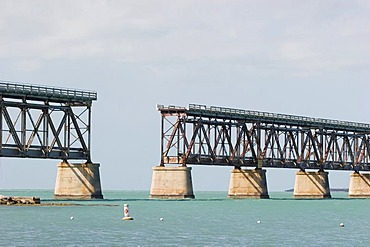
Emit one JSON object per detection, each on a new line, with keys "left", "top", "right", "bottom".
{"left": 1, "top": 0, "right": 370, "bottom": 192}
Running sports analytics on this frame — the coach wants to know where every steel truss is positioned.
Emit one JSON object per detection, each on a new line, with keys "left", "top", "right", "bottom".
{"left": 159, "top": 104, "right": 370, "bottom": 171}
{"left": 0, "top": 82, "right": 96, "bottom": 161}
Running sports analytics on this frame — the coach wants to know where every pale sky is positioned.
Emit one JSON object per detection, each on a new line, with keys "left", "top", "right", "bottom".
{"left": 1, "top": 0, "right": 370, "bottom": 192}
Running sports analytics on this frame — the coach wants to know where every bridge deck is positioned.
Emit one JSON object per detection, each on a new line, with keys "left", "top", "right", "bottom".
{"left": 0, "top": 81, "right": 97, "bottom": 103}
{"left": 158, "top": 104, "right": 370, "bottom": 133}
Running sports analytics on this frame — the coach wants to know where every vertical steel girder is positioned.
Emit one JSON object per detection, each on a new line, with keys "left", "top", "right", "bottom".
{"left": 160, "top": 113, "right": 370, "bottom": 171}
{"left": 0, "top": 99, "right": 92, "bottom": 161}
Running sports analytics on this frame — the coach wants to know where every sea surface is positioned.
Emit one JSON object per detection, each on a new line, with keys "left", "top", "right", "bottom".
{"left": 0, "top": 190, "right": 369, "bottom": 246}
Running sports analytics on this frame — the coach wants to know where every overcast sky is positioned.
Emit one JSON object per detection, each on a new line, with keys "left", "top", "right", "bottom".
{"left": 1, "top": 0, "right": 370, "bottom": 192}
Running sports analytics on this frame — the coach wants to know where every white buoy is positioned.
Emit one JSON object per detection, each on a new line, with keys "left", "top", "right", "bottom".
{"left": 160, "top": 218, "right": 164, "bottom": 221}
{"left": 70, "top": 216, "right": 74, "bottom": 220}
{"left": 122, "top": 204, "right": 134, "bottom": 221}
{"left": 339, "top": 223, "right": 344, "bottom": 227}
{"left": 257, "top": 220, "right": 261, "bottom": 224}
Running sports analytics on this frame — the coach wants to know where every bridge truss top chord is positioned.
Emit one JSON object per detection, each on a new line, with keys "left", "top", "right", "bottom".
{"left": 158, "top": 104, "right": 370, "bottom": 171}
{"left": 0, "top": 81, "right": 96, "bottom": 161}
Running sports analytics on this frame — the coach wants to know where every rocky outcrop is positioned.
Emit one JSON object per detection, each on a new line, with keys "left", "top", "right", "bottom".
{"left": 0, "top": 196, "right": 40, "bottom": 205}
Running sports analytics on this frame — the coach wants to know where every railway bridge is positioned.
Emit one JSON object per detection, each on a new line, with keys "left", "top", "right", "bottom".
{"left": 0, "top": 81, "right": 102, "bottom": 199}
{"left": 150, "top": 104, "right": 370, "bottom": 199}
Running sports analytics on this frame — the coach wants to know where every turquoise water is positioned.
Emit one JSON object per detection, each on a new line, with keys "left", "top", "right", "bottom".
{"left": 0, "top": 190, "right": 369, "bottom": 246}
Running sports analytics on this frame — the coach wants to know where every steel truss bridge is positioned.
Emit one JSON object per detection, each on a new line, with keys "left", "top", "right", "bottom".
{"left": 0, "top": 81, "right": 96, "bottom": 161}
{"left": 158, "top": 104, "right": 370, "bottom": 171}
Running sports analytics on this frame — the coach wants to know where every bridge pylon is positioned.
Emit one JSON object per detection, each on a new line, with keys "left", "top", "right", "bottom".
{"left": 228, "top": 168, "right": 269, "bottom": 199}
{"left": 348, "top": 172, "right": 370, "bottom": 198}
{"left": 149, "top": 165, "right": 194, "bottom": 199}
{"left": 293, "top": 170, "right": 331, "bottom": 199}
{"left": 54, "top": 161, "right": 103, "bottom": 199}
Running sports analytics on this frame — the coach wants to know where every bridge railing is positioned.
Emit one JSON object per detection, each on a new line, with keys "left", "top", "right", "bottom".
{"left": 0, "top": 81, "right": 97, "bottom": 102}
{"left": 187, "top": 103, "right": 370, "bottom": 131}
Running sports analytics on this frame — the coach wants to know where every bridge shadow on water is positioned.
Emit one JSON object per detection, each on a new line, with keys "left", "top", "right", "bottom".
{"left": 41, "top": 198, "right": 226, "bottom": 203}
{"left": 41, "top": 196, "right": 367, "bottom": 203}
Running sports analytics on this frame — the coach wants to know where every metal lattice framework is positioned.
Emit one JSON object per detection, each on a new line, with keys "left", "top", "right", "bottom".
{"left": 0, "top": 81, "right": 96, "bottom": 161}
{"left": 158, "top": 104, "right": 370, "bottom": 171}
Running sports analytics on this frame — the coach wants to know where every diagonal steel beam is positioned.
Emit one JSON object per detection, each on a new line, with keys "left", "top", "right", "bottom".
{"left": 2, "top": 106, "right": 22, "bottom": 150}
{"left": 47, "top": 112, "right": 67, "bottom": 153}
{"left": 68, "top": 108, "right": 89, "bottom": 156}
{"left": 200, "top": 124, "right": 216, "bottom": 161}
{"left": 163, "top": 120, "right": 180, "bottom": 157}
{"left": 26, "top": 110, "right": 45, "bottom": 149}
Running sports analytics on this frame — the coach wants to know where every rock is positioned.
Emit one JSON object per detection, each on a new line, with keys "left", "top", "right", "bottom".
{"left": 0, "top": 196, "right": 40, "bottom": 205}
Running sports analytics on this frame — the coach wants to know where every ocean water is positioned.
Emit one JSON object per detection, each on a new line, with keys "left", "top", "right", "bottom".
{"left": 0, "top": 190, "right": 369, "bottom": 246}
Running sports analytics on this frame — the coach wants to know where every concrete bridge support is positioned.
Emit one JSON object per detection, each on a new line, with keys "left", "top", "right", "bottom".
{"left": 293, "top": 170, "right": 331, "bottom": 199}
{"left": 228, "top": 169, "right": 269, "bottom": 199}
{"left": 348, "top": 172, "right": 370, "bottom": 198}
{"left": 54, "top": 161, "right": 103, "bottom": 199}
{"left": 150, "top": 166, "right": 194, "bottom": 199}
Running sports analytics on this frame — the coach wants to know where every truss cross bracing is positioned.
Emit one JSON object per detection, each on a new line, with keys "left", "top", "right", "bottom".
{"left": 158, "top": 104, "right": 370, "bottom": 171}
{"left": 0, "top": 81, "right": 96, "bottom": 161}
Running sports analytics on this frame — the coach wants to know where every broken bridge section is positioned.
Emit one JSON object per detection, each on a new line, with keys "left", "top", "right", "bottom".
{"left": 0, "top": 81, "right": 102, "bottom": 199}
{"left": 150, "top": 104, "right": 370, "bottom": 199}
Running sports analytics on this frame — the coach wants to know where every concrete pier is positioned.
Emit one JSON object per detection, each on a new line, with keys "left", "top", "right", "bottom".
{"left": 228, "top": 169, "right": 269, "bottom": 199}
{"left": 348, "top": 172, "right": 370, "bottom": 198}
{"left": 293, "top": 170, "right": 331, "bottom": 199}
{"left": 149, "top": 166, "right": 194, "bottom": 199}
{"left": 54, "top": 162, "right": 103, "bottom": 199}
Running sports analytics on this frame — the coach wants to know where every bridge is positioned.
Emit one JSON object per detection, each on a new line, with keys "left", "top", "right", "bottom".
{"left": 150, "top": 104, "right": 370, "bottom": 199}
{"left": 0, "top": 81, "right": 102, "bottom": 199}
